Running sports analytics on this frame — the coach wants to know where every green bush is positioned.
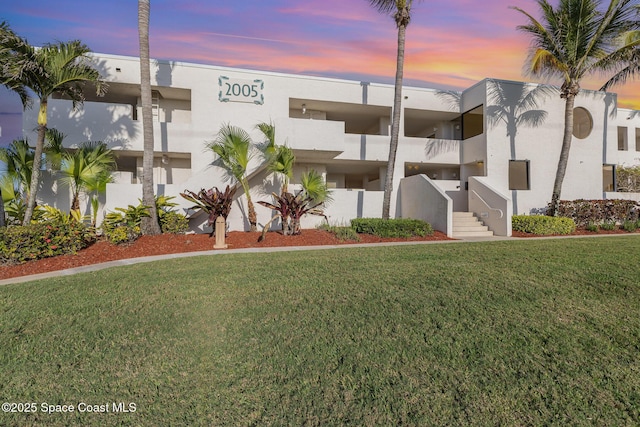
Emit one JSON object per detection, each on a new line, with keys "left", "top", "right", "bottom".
{"left": 350, "top": 218, "right": 433, "bottom": 238}
{"left": 159, "top": 211, "right": 189, "bottom": 234}
{"left": 318, "top": 223, "right": 360, "bottom": 241}
{"left": 586, "top": 222, "right": 599, "bottom": 232}
{"left": 601, "top": 221, "right": 617, "bottom": 231}
{"left": 104, "top": 225, "right": 141, "bottom": 245}
{"left": 0, "top": 222, "right": 96, "bottom": 265}
{"left": 512, "top": 215, "right": 576, "bottom": 235}
{"left": 622, "top": 220, "right": 638, "bottom": 232}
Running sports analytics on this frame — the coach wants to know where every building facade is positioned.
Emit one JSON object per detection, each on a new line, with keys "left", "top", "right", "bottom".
{"left": 23, "top": 53, "right": 640, "bottom": 236}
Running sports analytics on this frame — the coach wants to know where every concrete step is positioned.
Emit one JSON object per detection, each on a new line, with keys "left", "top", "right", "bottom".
{"left": 452, "top": 211, "right": 494, "bottom": 238}
{"left": 453, "top": 224, "right": 489, "bottom": 232}
{"left": 453, "top": 230, "right": 496, "bottom": 237}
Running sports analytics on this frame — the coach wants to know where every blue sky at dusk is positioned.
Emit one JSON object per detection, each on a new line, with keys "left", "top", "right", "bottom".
{"left": 2, "top": 0, "right": 640, "bottom": 145}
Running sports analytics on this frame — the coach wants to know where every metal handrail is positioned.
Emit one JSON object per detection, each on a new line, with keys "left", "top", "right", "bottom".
{"left": 471, "top": 190, "right": 504, "bottom": 218}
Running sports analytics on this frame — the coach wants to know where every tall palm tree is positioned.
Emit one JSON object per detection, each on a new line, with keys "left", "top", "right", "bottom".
{"left": 367, "top": 0, "right": 419, "bottom": 219}
{"left": 59, "top": 141, "right": 116, "bottom": 215}
{"left": 0, "top": 21, "right": 106, "bottom": 225}
{"left": 600, "top": 31, "right": 640, "bottom": 91}
{"left": 256, "top": 122, "right": 295, "bottom": 194}
{"left": 138, "top": 0, "right": 161, "bottom": 234}
{"left": 207, "top": 124, "right": 258, "bottom": 231}
{"left": 512, "top": 0, "right": 639, "bottom": 216}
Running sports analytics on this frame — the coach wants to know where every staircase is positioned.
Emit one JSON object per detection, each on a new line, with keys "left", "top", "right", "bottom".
{"left": 452, "top": 212, "right": 494, "bottom": 238}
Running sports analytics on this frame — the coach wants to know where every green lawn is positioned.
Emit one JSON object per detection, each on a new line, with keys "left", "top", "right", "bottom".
{"left": 1, "top": 237, "right": 639, "bottom": 426}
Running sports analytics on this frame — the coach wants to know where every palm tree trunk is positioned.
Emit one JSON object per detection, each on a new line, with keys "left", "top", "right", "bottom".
{"left": 242, "top": 179, "right": 257, "bottom": 232}
{"left": 247, "top": 198, "right": 257, "bottom": 232}
{"left": 71, "top": 190, "right": 80, "bottom": 212}
{"left": 382, "top": 22, "right": 406, "bottom": 219}
{"left": 549, "top": 92, "right": 576, "bottom": 216}
{"left": 23, "top": 118, "right": 47, "bottom": 225}
{"left": 138, "top": 0, "right": 161, "bottom": 235}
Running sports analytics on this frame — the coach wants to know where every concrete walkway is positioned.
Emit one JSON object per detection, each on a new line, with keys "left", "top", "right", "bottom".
{"left": 1, "top": 233, "right": 633, "bottom": 286}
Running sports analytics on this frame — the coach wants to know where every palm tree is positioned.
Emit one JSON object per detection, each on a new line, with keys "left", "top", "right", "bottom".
{"left": 0, "top": 21, "right": 106, "bottom": 225}
{"left": 368, "top": 0, "right": 419, "bottom": 219}
{"left": 138, "top": 0, "right": 161, "bottom": 235}
{"left": 512, "top": 0, "right": 639, "bottom": 216}
{"left": 257, "top": 122, "right": 295, "bottom": 194}
{"left": 44, "top": 128, "right": 66, "bottom": 171}
{"left": 601, "top": 31, "right": 640, "bottom": 91}
{"left": 0, "top": 175, "right": 21, "bottom": 225}
{"left": 59, "top": 141, "right": 116, "bottom": 216}
{"left": 207, "top": 124, "right": 258, "bottom": 231}
{"left": 0, "top": 139, "right": 34, "bottom": 200}
{"left": 0, "top": 138, "right": 34, "bottom": 226}
{"left": 300, "top": 169, "right": 332, "bottom": 204}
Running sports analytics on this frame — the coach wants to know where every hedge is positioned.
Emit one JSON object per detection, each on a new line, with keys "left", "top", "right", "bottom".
{"left": 552, "top": 199, "right": 640, "bottom": 226}
{"left": 512, "top": 215, "right": 576, "bottom": 235}
{"left": 350, "top": 218, "right": 433, "bottom": 238}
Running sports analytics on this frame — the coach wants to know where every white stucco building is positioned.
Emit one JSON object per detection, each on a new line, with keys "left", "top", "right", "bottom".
{"left": 23, "top": 53, "right": 640, "bottom": 237}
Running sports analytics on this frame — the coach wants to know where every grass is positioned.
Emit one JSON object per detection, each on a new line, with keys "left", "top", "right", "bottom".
{"left": 1, "top": 236, "right": 639, "bottom": 426}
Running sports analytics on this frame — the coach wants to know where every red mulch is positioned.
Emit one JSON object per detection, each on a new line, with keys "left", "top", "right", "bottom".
{"left": 0, "top": 229, "right": 452, "bottom": 280}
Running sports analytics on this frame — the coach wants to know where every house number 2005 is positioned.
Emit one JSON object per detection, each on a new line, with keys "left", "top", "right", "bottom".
{"left": 218, "top": 76, "right": 264, "bottom": 105}
{"left": 225, "top": 82, "right": 258, "bottom": 98}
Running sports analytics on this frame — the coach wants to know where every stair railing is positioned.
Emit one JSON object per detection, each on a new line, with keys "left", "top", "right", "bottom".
{"left": 470, "top": 190, "right": 504, "bottom": 218}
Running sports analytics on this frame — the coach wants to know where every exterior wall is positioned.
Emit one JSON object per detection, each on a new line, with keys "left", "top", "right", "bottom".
{"left": 20, "top": 53, "right": 640, "bottom": 232}
{"left": 480, "top": 79, "right": 626, "bottom": 216}
{"left": 399, "top": 174, "right": 453, "bottom": 237}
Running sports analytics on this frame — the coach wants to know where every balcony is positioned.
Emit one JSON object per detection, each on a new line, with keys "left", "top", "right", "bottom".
{"left": 274, "top": 118, "right": 346, "bottom": 160}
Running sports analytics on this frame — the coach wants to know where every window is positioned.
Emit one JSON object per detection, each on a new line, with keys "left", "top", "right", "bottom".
{"left": 618, "top": 127, "right": 628, "bottom": 150}
{"left": 635, "top": 128, "right": 640, "bottom": 151}
{"left": 573, "top": 107, "right": 593, "bottom": 139}
{"left": 509, "top": 160, "right": 530, "bottom": 190}
{"left": 462, "top": 105, "right": 483, "bottom": 140}
{"left": 603, "top": 165, "right": 616, "bottom": 192}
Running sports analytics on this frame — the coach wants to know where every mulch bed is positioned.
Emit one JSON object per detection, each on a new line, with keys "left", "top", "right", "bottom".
{"left": 0, "top": 229, "right": 452, "bottom": 280}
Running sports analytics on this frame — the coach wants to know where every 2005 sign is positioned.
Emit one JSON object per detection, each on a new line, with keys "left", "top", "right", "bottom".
{"left": 219, "top": 77, "right": 264, "bottom": 105}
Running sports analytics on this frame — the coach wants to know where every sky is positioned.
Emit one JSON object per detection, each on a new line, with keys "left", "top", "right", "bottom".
{"left": 2, "top": 0, "right": 640, "bottom": 145}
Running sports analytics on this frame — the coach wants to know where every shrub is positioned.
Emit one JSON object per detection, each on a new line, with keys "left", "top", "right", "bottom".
{"left": 553, "top": 199, "right": 640, "bottom": 226}
{"left": 101, "top": 204, "right": 151, "bottom": 244}
{"left": 601, "top": 221, "right": 617, "bottom": 231}
{"left": 512, "top": 215, "right": 576, "bottom": 235}
{"left": 160, "top": 211, "right": 189, "bottom": 234}
{"left": 586, "top": 222, "right": 599, "bottom": 232}
{"left": 350, "top": 218, "right": 433, "bottom": 238}
{"left": 104, "top": 225, "right": 141, "bottom": 245}
{"left": 622, "top": 220, "right": 638, "bottom": 232}
{"left": 318, "top": 223, "right": 360, "bottom": 242}
{"left": 0, "top": 222, "right": 96, "bottom": 265}
{"left": 181, "top": 186, "right": 236, "bottom": 229}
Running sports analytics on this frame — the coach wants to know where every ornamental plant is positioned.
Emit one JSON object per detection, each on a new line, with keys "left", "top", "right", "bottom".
{"left": 101, "top": 204, "right": 150, "bottom": 244}
{"left": 180, "top": 185, "right": 237, "bottom": 235}
{"left": 552, "top": 199, "right": 640, "bottom": 226}
{"left": 0, "top": 221, "right": 95, "bottom": 265}
{"left": 258, "top": 191, "right": 327, "bottom": 240}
